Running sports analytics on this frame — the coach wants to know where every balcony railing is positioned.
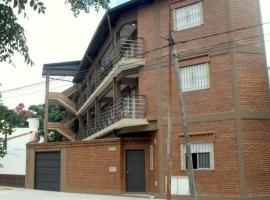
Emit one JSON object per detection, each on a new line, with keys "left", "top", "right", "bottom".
{"left": 114, "top": 37, "right": 144, "bottom": 61}
{"left": 76, "top": 38, "right": 144, "bottom": 109}
{"left": 76, "top": 95, "right": 146, "bottom": 140}
{"left": 77, "top": 89, "right": 88, "bottom": 108}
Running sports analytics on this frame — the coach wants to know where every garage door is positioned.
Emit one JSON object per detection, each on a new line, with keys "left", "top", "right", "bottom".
{"left": 35, "top": 151, "right": 60, "bottom": 191}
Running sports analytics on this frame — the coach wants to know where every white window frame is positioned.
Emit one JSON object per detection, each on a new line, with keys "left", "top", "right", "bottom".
{"left": 180, "top": 143, "right": 215, "bottom": 170}
{"left": 174, "top": 2, "right": 204, "bottom": 31}
{"left": 179, "top": 63, "right": 210, "bottom": 92}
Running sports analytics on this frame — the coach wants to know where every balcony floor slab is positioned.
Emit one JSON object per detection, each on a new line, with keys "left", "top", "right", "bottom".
{"left": 83, "top": 118, "right": 149, "bottom": 140}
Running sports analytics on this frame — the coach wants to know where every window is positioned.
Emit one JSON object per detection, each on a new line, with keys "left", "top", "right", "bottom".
{"left": 174, "top": 2, "right": 203, "bottom": 31}
{"left": 180, "top": 143, "right": 214, "bottom": 170}
{"left": 179, "top": 63, "right": 209, "bottom": 92}
{"left": 171, "top": 176, "right": 190, "bottom": 195}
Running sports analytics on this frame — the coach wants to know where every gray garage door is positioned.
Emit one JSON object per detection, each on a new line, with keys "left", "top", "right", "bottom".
{"left": 35, "top": 151, "right": 60, "bottom": 191}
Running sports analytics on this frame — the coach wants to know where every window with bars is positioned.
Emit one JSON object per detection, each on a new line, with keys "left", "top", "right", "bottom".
{"left": 180, "top": 143, "right": 214, "bottom": 170}
{"left": 179, "top": 63, "right": 209, "bottom": 92}
{"left": 174, "top": 2, "right": 203, "bottom": 31}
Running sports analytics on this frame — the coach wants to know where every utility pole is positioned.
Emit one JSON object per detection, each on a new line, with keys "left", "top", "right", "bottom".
{"left": 167, "top": 1, "right": 196, "bottom": 199}
{"left": 170, "top": 33, "right": 197, "bottom": 200}
{"left": 166, "top": 1, "right": 173, "bottom": 199}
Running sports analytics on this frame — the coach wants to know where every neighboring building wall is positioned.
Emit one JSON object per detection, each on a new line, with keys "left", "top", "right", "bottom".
{"left": 0, "top": 129, "right": 31, "bottom": 187}
{"left": 0, "top": 119, "right": 39, "bottom": 187}
{"left": 0, "top": 130, "right": 32, "bottom": 175}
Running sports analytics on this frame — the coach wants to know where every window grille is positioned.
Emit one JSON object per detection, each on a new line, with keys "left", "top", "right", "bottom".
{"left": 174, "top": 2, "right": 203, "bottom": 31}
{"left": 180, "top": 143, "right": 214, "bottom": 170}
{"left": 179, "top": 63, "right": 209, "bottom": 92}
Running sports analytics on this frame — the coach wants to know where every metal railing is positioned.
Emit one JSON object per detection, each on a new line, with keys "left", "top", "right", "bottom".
{"left": 114, "top": 37, "right": 144, "bottom": 61}
{"left": 76, "top": 38, "right": 144, "bottom": 109}
{"left": 76, "top": 95, "right": 146, "bottom": 140}
{"left": 77, "top": 89, "right": 88, "bottom": 108}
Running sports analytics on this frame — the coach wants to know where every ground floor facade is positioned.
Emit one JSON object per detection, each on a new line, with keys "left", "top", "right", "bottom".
{"left": 26, "top": 137, "right": 153, "bottom": 194}
{"left": 25, "top": 118, "right": 270, "bottom": 200}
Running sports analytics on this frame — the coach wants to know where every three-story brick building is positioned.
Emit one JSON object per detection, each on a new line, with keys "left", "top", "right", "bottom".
{"left": 26, "top": 0, "right": 270, "bottom": 199}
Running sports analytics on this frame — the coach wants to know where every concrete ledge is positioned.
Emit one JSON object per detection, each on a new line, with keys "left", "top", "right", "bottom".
{"left": 84, "top": 118, "right": 149, "bottom": 140}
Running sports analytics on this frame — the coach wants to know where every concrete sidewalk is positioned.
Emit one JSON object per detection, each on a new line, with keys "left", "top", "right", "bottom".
{"left": 0, "top": 187, "right": 164, "bottom": 200}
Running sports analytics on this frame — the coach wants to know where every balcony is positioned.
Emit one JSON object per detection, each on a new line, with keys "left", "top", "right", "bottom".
{"left": 76, "top": 95, "right": 148, "bottom": 140}
{"left": 77, "top": 38, "right": 145, "bottom": 113}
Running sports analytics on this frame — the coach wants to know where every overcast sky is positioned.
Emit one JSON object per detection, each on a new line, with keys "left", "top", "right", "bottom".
{"left": 0, "top": 0, "right": 270, "bottom": 109}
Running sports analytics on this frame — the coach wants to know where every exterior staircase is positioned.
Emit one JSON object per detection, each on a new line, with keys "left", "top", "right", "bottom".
{"left": 48, "top": 117, "right": 76, "bottom": 141}
{"left": 48, "top": 92, "right": 77, "bottom": 115}
{"left": 48, "top": 88, "right": 78, "bottom": 141}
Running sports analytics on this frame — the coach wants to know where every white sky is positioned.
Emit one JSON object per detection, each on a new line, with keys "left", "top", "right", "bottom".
{"left": 0, "top": 0, "right": 270, "bottom": 109}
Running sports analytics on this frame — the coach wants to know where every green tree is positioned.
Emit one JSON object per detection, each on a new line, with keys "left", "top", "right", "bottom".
{"left": 0, "top": 0, "right": 110, "bottom": 65}
{"left": 0, "top": 101, "right": 22, "bottom": 157}
{"left": 29, "top": 103, "right": 66, "bottom": 142}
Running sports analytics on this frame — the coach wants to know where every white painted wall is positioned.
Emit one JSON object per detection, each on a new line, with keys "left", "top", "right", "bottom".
{"left": 0, "top": 118, "right": 39, "bottom": 175}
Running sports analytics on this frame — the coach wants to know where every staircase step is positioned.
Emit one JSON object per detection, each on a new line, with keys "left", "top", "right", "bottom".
{"left": 49, "top": 92, "right": 77, "bottom": 114}
{"left": 48, "top": 122, "right": 75, "bottom": 141}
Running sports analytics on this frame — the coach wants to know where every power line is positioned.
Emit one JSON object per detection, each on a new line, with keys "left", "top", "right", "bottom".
{"left": 1, "top": 22, "right": 269, "bottom": 96}
{"left": 74, "top": 21, "right": 270, "bottom": 80}
{"left": 1, "top": 81, "right": 45, "bottom": 93}
{"left": 3, "top": 84, "right": 72, "bottom": 100}
{"left": 73, "top": 32, "right": 270, "bottom": 80}
{"left": 1, "top": 78, "right": 73, "bottom": 94}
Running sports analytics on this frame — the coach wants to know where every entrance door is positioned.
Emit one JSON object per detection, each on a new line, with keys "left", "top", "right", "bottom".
{"left": 126, "top": 150, "right": 145, "bottom": 192}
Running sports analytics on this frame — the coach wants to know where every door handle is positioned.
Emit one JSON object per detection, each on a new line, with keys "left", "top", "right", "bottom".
{"left": 126, "top": 167, "right": 131, "bottom": 174}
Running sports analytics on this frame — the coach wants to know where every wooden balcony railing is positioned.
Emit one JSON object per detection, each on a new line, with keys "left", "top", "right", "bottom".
{"left": 76, "top": 38, "right": 144, "bottom": 109}
{"left": 76, "top": 95, "right": 146, "bottom": 140}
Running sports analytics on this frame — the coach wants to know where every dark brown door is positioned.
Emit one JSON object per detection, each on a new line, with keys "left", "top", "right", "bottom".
{"left": 35, "top": 151, "right": 60, "bottom": 191}
{"left": 126, "top": 150, "right": 145, "bottom": 192}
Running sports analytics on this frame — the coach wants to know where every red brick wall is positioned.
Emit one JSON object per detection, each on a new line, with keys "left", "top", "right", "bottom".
{"left": 25, "top": 0, "right": 270, "bottom": 198}
{"left": 137, "top": 0, "right": 269, "bottom": 198}
{"left": 242, "top": 120, "right": 270, "bottom": 196}
{"left": 64, "top": 143, "right": 122, "bottom": 193}
{"left": 26, "top": 138, "right": 151, "bottom": 194}
{"left": 172, "top": 120, "right": 240, "bottom": 196}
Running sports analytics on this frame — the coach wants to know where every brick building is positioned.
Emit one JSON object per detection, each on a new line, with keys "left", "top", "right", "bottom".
{"left": 25, "top": 0, "right": 270, "bottom": 199}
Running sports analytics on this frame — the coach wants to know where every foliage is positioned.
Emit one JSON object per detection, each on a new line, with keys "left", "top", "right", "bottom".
{"left": 0, "top": 101, "right": 22, "bottom": 157}
{"left": 0, "top": 0, "right": 46, "bottom": 65}
{"left": 66, "top": 0, "right": 110, "bottom": 17}
{"left": 15, "top": 103, "right": 33, "bottom": 127}
{"left": 29, "top": 103, "right": 66, "bottom": 142}
{"left": 0, "top": 143, "right": 5, "bottom": 157}
{"left": 0, "top": 0, "right": 110, "bottom": 65}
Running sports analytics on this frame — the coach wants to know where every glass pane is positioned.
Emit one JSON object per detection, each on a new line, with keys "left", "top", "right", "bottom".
{"left": 198, "top": 152, "right": 210, "bottom": 168}
{"left": 185, "top": 153, "right": 198, "bottom": 169}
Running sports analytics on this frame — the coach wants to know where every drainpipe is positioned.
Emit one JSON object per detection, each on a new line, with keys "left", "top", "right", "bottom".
{"left": 44, "top": 71, "right": 50, "bottom": 143}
